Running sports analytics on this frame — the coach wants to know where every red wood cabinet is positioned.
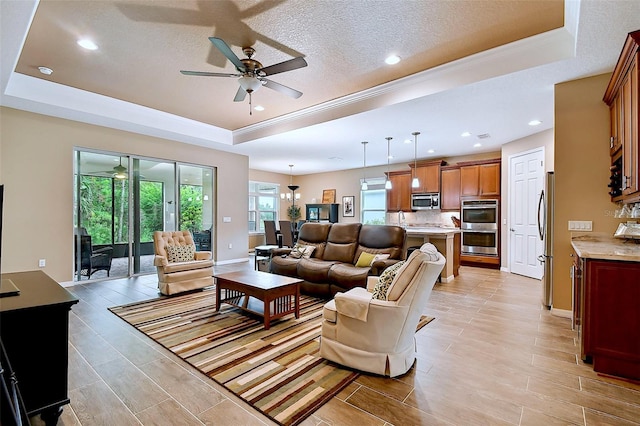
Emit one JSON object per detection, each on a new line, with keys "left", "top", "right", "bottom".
{"left": 576, "top": 256, "right": 640, "bottom": 380}
{"left": 440, "top": 166, "right": 461, "bottom": 211}
{"left": 459, "top": 159, "right": 501, "bottom": 197}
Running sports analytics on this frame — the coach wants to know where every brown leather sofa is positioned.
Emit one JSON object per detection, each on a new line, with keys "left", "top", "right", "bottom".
{"left": 270, "top": 222, "right": 406, "bottom": 297}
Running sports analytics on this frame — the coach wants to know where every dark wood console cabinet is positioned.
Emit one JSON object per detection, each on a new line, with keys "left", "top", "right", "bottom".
{"left": 0, "top": 271, "right": 79, "bottom": 425}
{"left": 573, "top": 255, "right": 640, "bottom": 381}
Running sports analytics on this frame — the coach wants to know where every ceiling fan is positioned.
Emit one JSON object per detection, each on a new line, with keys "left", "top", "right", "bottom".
{"left": 180, "top": 37, "right": 308, "bottom": 114}
{"left": 91, "top": 158, "right": 129, "bottom": 180}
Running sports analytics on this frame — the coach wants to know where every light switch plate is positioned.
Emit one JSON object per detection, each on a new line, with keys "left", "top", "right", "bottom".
{"left": 223, "top": 216, "right": 231, "bottom": 223}
{"left": 568, "top": 220, "right": 593, "bottom": 231}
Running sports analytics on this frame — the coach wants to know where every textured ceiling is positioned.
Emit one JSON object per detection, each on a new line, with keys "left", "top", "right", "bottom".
{"left": 16, "top": 0, "right": 562, "bottom": 130}
{"left": 2, "top": 1, "right": 640, "bottom": 175}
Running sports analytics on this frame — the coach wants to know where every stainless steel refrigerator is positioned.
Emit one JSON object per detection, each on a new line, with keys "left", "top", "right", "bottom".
{"left": 537, "top": 171, "right": 554, "bottom": 309}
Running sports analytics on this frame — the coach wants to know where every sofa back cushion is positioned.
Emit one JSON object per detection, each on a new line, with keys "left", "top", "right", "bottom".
{"left": 323, "top": 223, "right": 362, "bottom": 263}
{"left": 297, "top": 222, "right": 332, "bottom": 258}
{"left": 356, "top": 225, "right": 406, "bottom": 261}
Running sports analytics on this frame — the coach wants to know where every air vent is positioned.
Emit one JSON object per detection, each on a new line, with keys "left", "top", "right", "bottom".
{"left": 477, "top": 133, "right": 490, "bottom": 139}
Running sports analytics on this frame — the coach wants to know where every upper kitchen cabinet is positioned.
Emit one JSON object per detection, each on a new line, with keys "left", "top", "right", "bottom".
{"left": 409, "top": 160, "right": 446, "bottom": 194}
{"left": 440, "top": 165, "right": 461, "bottom": 211}
{"left": 386, "top": 171, "right": 412, "bottom": 212}
{"left": 604, "top": 30, "right": 640, "bottom": 203}
{"left": 459, "top": 159, "right": 501, "bottom": 197}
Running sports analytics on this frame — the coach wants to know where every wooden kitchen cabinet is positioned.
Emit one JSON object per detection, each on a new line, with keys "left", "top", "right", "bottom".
{"left": 409, "top": 160, "right": 445, "bottom": 194}
{"left": 385, "top": 171, "right": 412, "bottom": 212}
{"left": 604, "top": 30, "right": 640, "bottom": 202}
{"left": 573, "top": 255, "right": 640, "bottom": 381}
{"left": 459, "top": 159, "right": 501, "bottom": 197}
{"left": 440, "top": 166, "right": 461, "bottom": 211}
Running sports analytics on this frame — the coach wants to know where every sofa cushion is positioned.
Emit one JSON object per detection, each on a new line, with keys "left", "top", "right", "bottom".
{"left": 297, "top": 258, "right": 339, "bottom": 283}
{"left": 358, "top": 224, "right": 406, "bottom": 260}
{"left": 297, "top": 223, "right": 332, "bottom": 258}
{"left": 323, "top": 223, "right": 361, "bottom": 262}
{"left": 166, "top": 244, "right": 195, "bottom": 263}
{"left": 328, "top": 263, "right": 371, "bottom": 290}
{"left": 371, "top": 260, "right": 405, "bottom": 300}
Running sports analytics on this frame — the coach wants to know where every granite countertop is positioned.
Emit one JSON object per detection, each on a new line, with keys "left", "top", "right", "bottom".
{"left": 571, "top": 235, "right": 640, "bottom": 262}
{"left": 404, "top": 226, "right": 461, "bottom": 235}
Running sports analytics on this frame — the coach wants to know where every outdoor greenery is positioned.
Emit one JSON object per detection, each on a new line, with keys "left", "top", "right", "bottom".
{"left": 79, "top": 176, "right": 204, "bottom": 245}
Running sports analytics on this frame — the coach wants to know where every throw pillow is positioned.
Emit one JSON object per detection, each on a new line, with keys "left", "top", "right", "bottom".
{"left": 289, "top": 244, "right": 316, "bottom": 259}
{"left": 371, "top": 260, "right": 405, "bottom": 300}
{"left": 372, "top": 253, "right": 391, "bottom": 263}
{"left": 166, "top": 244, "right": 195, "bottom": 263}
{"left": 355, "top": 251, "right": 376, "bottom": 267}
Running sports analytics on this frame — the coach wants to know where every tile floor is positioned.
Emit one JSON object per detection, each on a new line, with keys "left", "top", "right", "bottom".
{"left": 29, "top": 259, "right": 640, "bottom": 426}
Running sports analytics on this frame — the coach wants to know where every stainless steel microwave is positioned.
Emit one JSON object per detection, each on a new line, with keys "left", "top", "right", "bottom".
{"left": 411, "top": 193, "right": 440, "bottom": 210}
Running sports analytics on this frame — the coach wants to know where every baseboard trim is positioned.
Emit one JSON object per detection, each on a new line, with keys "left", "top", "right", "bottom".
{"left": 215, "top": 257, "right": 250, "bottom": 266}
{"left": 500, "top": 266, "right": 509, "bottom": 272}
{"left": 550, "top": 307, "right": 572, "bottom": 319}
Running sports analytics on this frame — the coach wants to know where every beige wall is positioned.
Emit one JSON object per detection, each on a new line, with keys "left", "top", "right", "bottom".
{"left": 553, "top": 74, "right": 620, "bottom": 311}
{"left": 0, "top": 107, "right": 249, "bottom": 282}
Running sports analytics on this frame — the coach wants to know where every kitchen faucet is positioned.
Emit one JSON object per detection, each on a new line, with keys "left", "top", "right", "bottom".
{"left": 398, "top": 211, "right": 406, "bottom": 228}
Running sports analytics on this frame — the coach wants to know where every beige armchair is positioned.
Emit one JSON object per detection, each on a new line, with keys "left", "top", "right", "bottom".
{"left": 319, "top": 244, "right": 445, "bottom": 377}
{"left": 153, "top": 230, "right": 214, "bottom": 295}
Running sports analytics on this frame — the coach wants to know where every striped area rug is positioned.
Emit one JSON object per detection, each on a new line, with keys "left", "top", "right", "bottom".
{"left": 109, "top": 289, "right": 434, "bottom": 426}
{"left": 109, "top": 290, "right": 355, "bottom": 426}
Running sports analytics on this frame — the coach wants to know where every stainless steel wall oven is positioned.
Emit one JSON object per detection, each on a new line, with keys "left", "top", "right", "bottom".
{"left": 461, "top": 199, "right": 499, "bottom": 256}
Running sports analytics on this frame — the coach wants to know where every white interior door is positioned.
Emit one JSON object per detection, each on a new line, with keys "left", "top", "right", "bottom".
{"left": 509, "top": 149, "right": 544, "bottom": 279}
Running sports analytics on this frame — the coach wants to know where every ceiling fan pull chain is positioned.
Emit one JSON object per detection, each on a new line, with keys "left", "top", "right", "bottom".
{"left": 249, "top": 92, "right": 253, "bottom": 115}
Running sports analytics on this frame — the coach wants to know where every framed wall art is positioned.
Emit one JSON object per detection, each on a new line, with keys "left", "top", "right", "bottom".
{"left": 342, "top": 195, "right": 354, "bottom": 217}
{"left": 322, "top": 189, "right": 336, "bottom": 203}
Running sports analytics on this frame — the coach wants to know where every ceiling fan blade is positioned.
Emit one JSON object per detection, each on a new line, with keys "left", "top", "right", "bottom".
{"left": 180, "top": 70, "right": 240, "bottom": 77}
{"left": 259, "top": 57, "right": 307, "bottom": 76}
{"left": 262, "top": 78, "right": 303, "bottom": 99}
{"left": 209, "top": 37, "right": 246, "bottom": 73}
{"left": 234, "top": 86, "right": 247, "bottom": 102}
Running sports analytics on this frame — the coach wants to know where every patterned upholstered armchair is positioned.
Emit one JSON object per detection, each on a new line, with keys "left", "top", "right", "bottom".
{"left": 152, "top": 230, "right": 214, "bottom": 295}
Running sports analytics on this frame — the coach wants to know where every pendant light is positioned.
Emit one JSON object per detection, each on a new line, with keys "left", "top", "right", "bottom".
{"left": 385, "top": 137, "right": 393, "bottom": 190}
{"left": 361, "top": 141, "right": 368, "bottom": 190}
{"left": 411, "top": 131, "right": 420, "bottom": 189}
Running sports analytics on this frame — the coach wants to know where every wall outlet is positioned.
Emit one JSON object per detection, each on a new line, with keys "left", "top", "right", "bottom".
{"left": 228, "top": 243, "right": 233, "bottom": 249}
{"left": 38, "top": 259, "right": 46, "bottom": 267}
{"left": 568, "top": 220, "right": 593, "bottom": 231}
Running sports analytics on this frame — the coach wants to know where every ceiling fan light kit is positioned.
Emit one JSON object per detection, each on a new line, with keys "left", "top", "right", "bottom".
{"left": 180, "top": 37, "right": 307, "bottom": 115}
{"left": 361, "top": 141, "right": 368, "bottom": 191}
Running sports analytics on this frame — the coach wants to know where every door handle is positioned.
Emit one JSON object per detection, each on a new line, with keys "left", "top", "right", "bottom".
{"left": 510, "top": 228, "right": 515, "bottom": 232}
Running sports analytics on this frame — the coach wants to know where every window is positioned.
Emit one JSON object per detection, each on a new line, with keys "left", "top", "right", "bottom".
{"left": 360, "top": 178, "right": 386, "bottom": 225}
{"left": 249, "top": 181, "right": 279, "bottom": 232}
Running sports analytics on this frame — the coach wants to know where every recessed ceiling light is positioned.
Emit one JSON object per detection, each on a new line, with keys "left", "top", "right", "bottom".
{"left": 385, "top": 55, "right": 401, "bottom": 65}
{"left": 328, "top": 156, "right": 343, "bottom": 161}
{"left": 427, "top": 149, "right": 435, "bottom": 154}
{"left": 38, "top": 66, "right": 53, "bottom": 75}
{"left": 461, "top": 131, "right": 471, "bottom": 137}
{"left": 77, "top": 39, "right": 98, "bottom": 50}
{"left": 254, "top": 105, "right": 264, "bottom": 111}
{"left": 404, "top": 139, "right": 412, "bottom": 144}
{"left": 474, "top": 143, "right": 482, "bottom": 148}
{"left": 387, "top": 155, "right": 394, "bottom": 159}
{"left": 528, "top": 119, "right": 542, "bottom": 126}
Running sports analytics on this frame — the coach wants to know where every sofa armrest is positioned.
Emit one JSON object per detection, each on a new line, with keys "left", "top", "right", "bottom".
{"left": 154, "top": 255, "right": 168, "bottom": 267}
{"left": 194, "top": 251, "right": 212, "bottom": 260}
{"left": 271, "top": 247, "right": 292, "bottom": 257}
{"left": 370, "top": 258, "right": 401, "bottom": 276}
{"left": 334, "top": 287, "right": 373, "bottom": 321}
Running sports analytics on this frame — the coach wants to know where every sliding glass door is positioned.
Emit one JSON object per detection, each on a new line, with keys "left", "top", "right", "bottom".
{"left": 74, "top": 150, "right": 215, "bottom": 281}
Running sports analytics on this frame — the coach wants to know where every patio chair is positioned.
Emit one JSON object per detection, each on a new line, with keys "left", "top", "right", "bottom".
{"left": 74, "top": 232, "right": 114, "bottom": 279}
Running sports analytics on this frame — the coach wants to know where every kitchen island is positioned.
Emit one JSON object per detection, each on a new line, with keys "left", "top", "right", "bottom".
{"left": 405, "top": 227, "right": 461, "bottom": 282}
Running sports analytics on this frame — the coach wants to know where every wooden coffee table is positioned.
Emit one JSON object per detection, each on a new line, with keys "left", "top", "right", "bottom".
{"left": 214, "top": 270, "right": 302, "bottom": 329}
